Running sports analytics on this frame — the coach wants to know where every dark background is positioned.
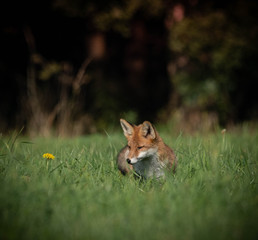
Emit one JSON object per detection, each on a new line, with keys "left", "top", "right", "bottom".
{"left": 1, "top": 0, "right": 258, "bottom": 136}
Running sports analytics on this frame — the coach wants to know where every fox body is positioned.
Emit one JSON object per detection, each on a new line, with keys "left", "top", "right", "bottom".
{"left": 117, "top": 119, "right": 177, "bottom": 179}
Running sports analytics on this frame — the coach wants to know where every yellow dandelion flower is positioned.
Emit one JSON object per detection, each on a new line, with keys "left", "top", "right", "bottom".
{"left": 43, "top": 153, "right": 55, "bottom": 160}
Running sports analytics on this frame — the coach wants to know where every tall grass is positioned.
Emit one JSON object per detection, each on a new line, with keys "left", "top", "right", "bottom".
{"left": 0, "top": 128, "right": 257, "bottom": 240}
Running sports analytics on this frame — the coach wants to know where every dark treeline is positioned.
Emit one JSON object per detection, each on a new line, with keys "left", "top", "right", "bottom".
{"left": 1, "top": 0, "right": 258, "bottom": 136}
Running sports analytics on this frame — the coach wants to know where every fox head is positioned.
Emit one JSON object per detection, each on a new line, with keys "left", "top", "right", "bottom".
{"left": 120, "top": 119, "right": 159, "bottom": 165}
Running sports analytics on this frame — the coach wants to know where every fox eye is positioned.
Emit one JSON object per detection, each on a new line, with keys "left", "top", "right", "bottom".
{"left": 137, "top": 146, "right": 144, "bottom": 150}
{"left": 127, "top": 145, "right": 131, "bottom": 150}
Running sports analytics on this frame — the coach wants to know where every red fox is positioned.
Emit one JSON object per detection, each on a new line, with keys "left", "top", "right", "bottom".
{"left": 117, "top": 119, "right": 177, "bottom": 179}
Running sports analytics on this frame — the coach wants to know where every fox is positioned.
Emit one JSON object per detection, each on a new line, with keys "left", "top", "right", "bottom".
{"left": 117, "top": 119, "right": 177, "bottom": 179}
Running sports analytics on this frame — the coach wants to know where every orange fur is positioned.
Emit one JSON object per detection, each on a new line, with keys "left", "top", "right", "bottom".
{"left": 117, "top": 119, "right": 177, "bottom": 178}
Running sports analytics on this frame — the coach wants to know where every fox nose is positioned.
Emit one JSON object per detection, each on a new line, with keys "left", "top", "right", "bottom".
{"left": 127, "top": 158, "right": 131, "bottom": 164}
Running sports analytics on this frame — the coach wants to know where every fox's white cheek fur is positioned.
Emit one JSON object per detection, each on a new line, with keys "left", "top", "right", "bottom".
{"left": 130, "top": 157, "right": 139, "bottom": 164}
{"left": 137, "top": 148, "right": 158, "bottom": 160}
{"left": 145, "top": 148, "right": 158, "bottom": 158}
{"left": 129, "top": 148, "right": 158, "bottom": 164}
{"left": 137, "top": 151, "right": 148, "bottom": 159}
{"left": 129, "top": 151, "right": 148, "bottom": 164}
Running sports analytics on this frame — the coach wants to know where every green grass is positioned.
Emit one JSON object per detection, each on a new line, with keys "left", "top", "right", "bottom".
{"left": 0, "top": 128, "right": 257, "bottom": 240}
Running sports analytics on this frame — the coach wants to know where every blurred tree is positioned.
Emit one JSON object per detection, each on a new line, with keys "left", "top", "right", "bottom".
{"left": 168, "top": 0, "right": 258, "bottom": 124}
{"left": 53, "top": 0, "right": 172, "bottom": 124}
{"left": 1, "top": 0, "right": 258, "bottom": 135}
{"left": 53, "top": 0, "right": 164, "bottom": 36}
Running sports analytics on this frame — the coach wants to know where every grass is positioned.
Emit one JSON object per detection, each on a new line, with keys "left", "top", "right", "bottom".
{"left": 0, "top": 127, "right": 257, "bottom": 240}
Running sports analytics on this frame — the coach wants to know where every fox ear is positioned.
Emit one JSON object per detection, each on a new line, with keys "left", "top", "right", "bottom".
{"left": 120, "top": 119, "right": 134, "bottom": 137}
{"left": 142, "top": 121, "right": 156, "bottom": 139}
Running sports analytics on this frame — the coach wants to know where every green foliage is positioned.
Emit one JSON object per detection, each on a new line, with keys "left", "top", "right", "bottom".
{"left": 169, "top": 9, "right": 258, "bottom": 122}
{"left": 53, "top": 0, "right": 164, "bottom": 36}
{"left": 39, "top": 62, "right": 62, "bottom": 81}
{"left": 0, "top": 128, "right": 257, "bottom": 239}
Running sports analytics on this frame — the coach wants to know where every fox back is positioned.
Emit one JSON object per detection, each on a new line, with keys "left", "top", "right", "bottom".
{"left": 117, "top": 119, "right": 177, "bottom": 179}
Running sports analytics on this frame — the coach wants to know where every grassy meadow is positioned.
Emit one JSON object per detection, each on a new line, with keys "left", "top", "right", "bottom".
{"left": 0, "top": 126, "right": 257, "bottom": 240}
